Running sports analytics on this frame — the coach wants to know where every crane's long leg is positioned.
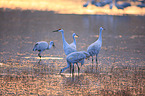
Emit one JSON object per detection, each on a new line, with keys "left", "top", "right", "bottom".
{"left": 96, "top": 55, "right": 98, "bottom": 71}
{"left": 96, "top": 55, "right": 98, "bottom": 64}
{"left": 96, "top": 58, "right": 98, "bottom": 64}
{"left": 38, "top": 59, "right": 41, "bottom": 64}
{"left": 38, "top": 53, "right": 41, "bottom": 58}
{"left": 76, "top": 63, "right": 80, "bottom": 74}
{"left": 92, "top": 56, "right": 94, "bottom": 62}
{"left": 70, "top": 63, "right": 72, "bottom": 74}
{"left": 72, "top": 63, "right": 75, "bottom": 74}
{"left": 91, "top": 56, "right": 94, "bottom": 72}
{"left": 38, "top": 50, "right": 42, "bottom": 58}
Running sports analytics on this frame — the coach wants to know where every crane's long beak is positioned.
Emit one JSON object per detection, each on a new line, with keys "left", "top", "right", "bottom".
{"left": 53, "top": 30, "right": 59, "bottom": 32}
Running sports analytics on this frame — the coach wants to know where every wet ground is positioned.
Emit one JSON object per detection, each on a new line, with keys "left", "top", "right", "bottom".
{"left": 0, "top": 10, "right": 145, "bottom": 95}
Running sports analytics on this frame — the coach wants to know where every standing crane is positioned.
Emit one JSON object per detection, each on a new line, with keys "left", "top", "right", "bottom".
{"left": 53, "top": 29, "right": 77, "bottom": 55}
{"left": 60, "top": 51, "right": 90, "bottom": 74}
{"left": 87, "top": 27, "right": 104, "bottom": 63}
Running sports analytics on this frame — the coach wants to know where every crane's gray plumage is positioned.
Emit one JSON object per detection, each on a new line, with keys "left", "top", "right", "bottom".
{"left": 79, "top": 51, "right": 90, "bottom": 66}
{"left": 70, "top": 33, "right": 79, "bottom": 50}
{"left": 87, "top": 27, "right": 104, "bottom": 63}
{"left": 53, "top": 29, "right": 77, "bottom": 55}
{"left": 33, "top": 41, "right": 55, "bottom": 58}
{"left": 60, "top": 51, "right": 90, "bottom": 74}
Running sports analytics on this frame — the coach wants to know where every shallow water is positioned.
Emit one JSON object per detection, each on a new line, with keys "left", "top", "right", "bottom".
{"left": 0, "top": 10, "right": 145, "bottom": 95}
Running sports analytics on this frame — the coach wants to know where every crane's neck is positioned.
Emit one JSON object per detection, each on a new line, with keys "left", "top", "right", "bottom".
{"left": 61, "top": 62, "right": 70, "bottom": 73}
{"left": 98, "top": 29, "right": 102, "bottom": 41}
{"left": 48, "top": 43, "right": 53, "bottom": 49}
{"left": 73, "top": 36, "right": 76, "bottom": 45}
{"left": 61, "top": 31, "right": 69, "bottom": 47}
